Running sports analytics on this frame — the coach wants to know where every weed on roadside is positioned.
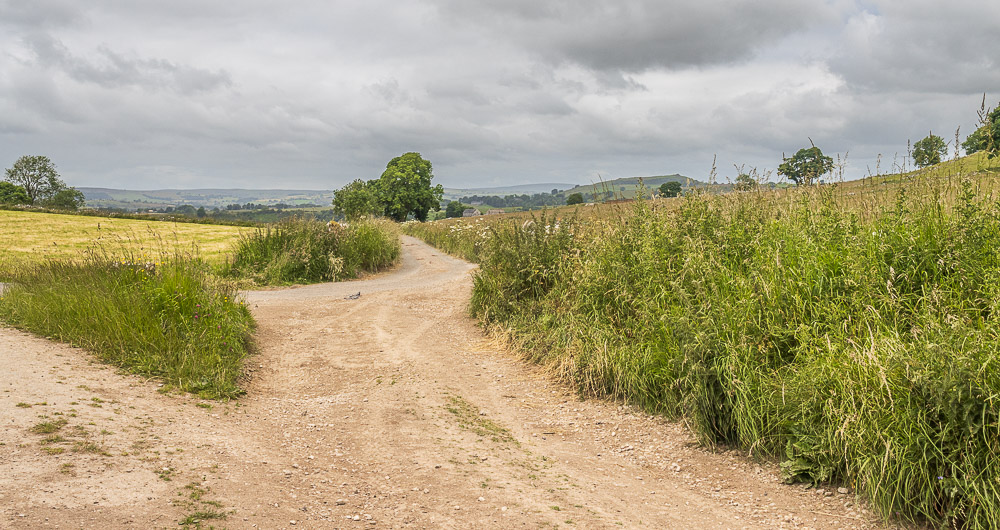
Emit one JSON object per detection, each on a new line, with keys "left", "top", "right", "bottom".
{"left": 445, "top": 395, "right": 517, "bottom": 445}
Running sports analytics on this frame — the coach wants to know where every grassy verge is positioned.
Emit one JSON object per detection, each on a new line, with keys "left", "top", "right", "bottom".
{"left": 0, "top": 245, "right": 255, "bottom": 400}
{"left": 407, "top": 166, "right": 1000, "bottom": 529}
{"left": 221, "top": 217, "right": 400, "bottom": 285}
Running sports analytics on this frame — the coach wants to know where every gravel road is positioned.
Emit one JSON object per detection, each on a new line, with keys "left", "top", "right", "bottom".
{"left": 0, "top": 236, "right": 892, "bottom": 529}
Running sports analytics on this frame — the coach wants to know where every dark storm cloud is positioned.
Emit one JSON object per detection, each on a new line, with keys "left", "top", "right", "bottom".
{"left": 434, "top": 0, "right": 830, "bottom": 71}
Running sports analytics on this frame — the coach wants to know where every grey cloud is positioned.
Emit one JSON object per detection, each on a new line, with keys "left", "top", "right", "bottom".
{"left": 434, "top": 0, "right": 830, "bottom": 71}
{"left": 829, "top": 1, "right": 1000, "bottom": 94}
{"left": 0, "top": 0, "right": 85, "bottom": 30}
{"left": 23, "top": 34, "right": 232, "bottom": 95}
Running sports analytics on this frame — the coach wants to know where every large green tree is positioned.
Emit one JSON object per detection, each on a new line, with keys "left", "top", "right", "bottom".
{"left": 778, "top": 146, "right": 834, "bottom": 186}
{"left": 913, "top": 133, "right": 948, "bottom": 167}
{"left": 0, "top": 182, "right": 31, "bottom": 205}
{"left": 4, "top": 155, "right": 67, "bottom": 203}
{"left": 375, "top": 152, "right": 443, "bottom": 222}
{"left": 332, "top": 179, "right": 380, "bottom": 221}
{"left": 962, "top": 99, "right": 1000, "bottom": 159}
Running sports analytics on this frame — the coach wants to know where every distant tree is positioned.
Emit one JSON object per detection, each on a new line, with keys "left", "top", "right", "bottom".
{"left": 551, "top": 188, "right": 559, "bottom": 195}
{"left": 566, "top": 192, "right": 584, "bottom": 205}
{"left": 42, "top": 188, "right": 85, "bottom": 210}
{"left": 912, "top": 133, "right": 948, "bottom": 167}
{"left": 332, "top": 179, "right": 379, "bottom": 221}
{"left": 196, "top": 206, "right": 207, "bottom": 218}
{"left": 658, "top": 181, "right": 682, "bottom": 198}
{"left": 445, "top": 200, "right": 467, "bottom": 218}
{"left": 4, "top": 155, "right": 66, "bottom": 203}
{"left": 0, "top": 182, "right": 31, "bottom": 205}
{"left": 374, "top": 152, "right": 443, "bottom": 222}
{"left": 962, "top": 97, "right": 1000, "bottom": 159}
{"left": 778, "top": 146, "right": 833, "bottom": 186}
{"left": 734, "top": 173, "right": 757, "bottom": 191}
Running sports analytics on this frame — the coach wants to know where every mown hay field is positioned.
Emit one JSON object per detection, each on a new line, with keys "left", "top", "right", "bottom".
{"left": 0, "top": 210, "right": 245, "bottom": 277}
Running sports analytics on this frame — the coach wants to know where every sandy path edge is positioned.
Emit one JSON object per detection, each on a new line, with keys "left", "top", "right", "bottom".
{"left": 0, "top": 236, "right": 894, "bottom": 529}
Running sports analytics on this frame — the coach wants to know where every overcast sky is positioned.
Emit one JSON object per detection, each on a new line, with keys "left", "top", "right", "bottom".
{"left": 1, "top": 0, "right": 997, "bottom": 190}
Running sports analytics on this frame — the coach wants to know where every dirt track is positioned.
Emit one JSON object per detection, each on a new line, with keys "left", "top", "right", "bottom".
{"left": 0, "top": 236, "right": 891, "bottom": 529}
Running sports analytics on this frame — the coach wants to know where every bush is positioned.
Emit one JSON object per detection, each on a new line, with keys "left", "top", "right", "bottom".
{"left": 0, "top": 247, "right": 255, "bottom": 399}
{"left": 223, "top": 217, "right": 399, "bottom": 285}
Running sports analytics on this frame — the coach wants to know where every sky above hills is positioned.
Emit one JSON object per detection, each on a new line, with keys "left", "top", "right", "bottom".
{"left": 1, "top": 0, "right": 997, "bottom": 190}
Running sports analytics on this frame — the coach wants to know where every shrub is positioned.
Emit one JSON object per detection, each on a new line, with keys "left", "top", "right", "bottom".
{"left": 223, "top": 217, "right": 399, "bottom": 285}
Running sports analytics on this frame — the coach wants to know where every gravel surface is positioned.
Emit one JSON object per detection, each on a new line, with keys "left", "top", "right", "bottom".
{"left": 0, "top": 236, "right": 897, "bottom": 529}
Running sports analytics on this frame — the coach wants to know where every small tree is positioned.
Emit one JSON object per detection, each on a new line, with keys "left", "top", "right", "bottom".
{"left": 332, "top": 179, "right": 379, "bottom": 221}
{"left": 445, "top": 200, "right": 466, "bottom": 218}
{"left": 43, "top": 188, "right": 85, "bottom": 210}
{"left": 734, "top": 173, "right": 757, "bottom": 191}
{"left": 0, "top": 182, "right": 31, "bottom": 205}
{"left": 659, "top": 181, "right": 682, "bottom": 197}
{"left": 4, "top": 155, "right": 66, "bottom": 203}
{"left": 962, "top": 97, "right": 1000, "bottom": 159}
{"left": 778, "top": 146, "right": 833, "bottom": 186}
{"left": 913, "top": 132, "right": 947, "bottom": 167}
{"left": 566, "top": 192, "right": 584, "bottom": 205}
{"left": 196, "top": 206, "right": 207, "bottom": 218}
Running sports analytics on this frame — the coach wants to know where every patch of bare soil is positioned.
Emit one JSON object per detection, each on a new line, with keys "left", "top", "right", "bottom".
{"left": 1, "top": 236, "right": 898, "bottom": 529}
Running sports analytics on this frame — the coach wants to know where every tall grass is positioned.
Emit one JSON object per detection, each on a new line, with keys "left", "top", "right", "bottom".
{"left": 409, "top": 168, "right": 1000, "bottom": 529}
{"left": 222, "top": 217, "right": 400, "bottom": 285}
{"left": 402, "top": 218, "right": 491, "bottom": 262}
{"left": 0, "top": 244, "right": 255, "bottom": 400}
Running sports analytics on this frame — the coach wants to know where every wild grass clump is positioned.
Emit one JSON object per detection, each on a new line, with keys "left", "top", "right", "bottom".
{"left": 411, "top": 169, "right": 1000, "bottom": 529}
{"left": 0, "top": 246, "right": 255, "bottom": 400}
{"left": 222, "top": 217, "right": 399, "bottom": 285}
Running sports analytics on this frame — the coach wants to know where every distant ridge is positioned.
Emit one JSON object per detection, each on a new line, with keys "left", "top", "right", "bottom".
{"left": 78, "top": 188, "right": 335, "bottom": 209}
{"left": 560, "top": 173, "right": 702, "bottom": 198}
{"left": 79, "top": 174, "right": 700, "bottom": 209}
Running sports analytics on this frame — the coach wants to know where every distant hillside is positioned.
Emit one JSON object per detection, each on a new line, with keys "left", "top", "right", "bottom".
{"left": 562, "top": 174, "right": 702, "bottom": 199}
{"left": 79, "top": 188, "right": 334, "bottom": 209}
{"left": 441, "top": 182, "right": 576, "bottom": 201}
{"left": 79, "top": 175, "right": 699, "bottom": 210}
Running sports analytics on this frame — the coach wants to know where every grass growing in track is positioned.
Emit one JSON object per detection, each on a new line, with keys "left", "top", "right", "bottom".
{"left": 406, "top": 157, "right": 1000, "bottom": 529}
{"left": 0, "top": 245, "right": 255, "bottom": 400}
{"left": 222, "top": 217, "right": 400, "bottom": 285}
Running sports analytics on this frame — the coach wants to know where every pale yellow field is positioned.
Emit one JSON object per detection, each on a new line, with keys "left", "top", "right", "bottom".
{"left": 0, "top": 210, "right": 246, "bottom": 272}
